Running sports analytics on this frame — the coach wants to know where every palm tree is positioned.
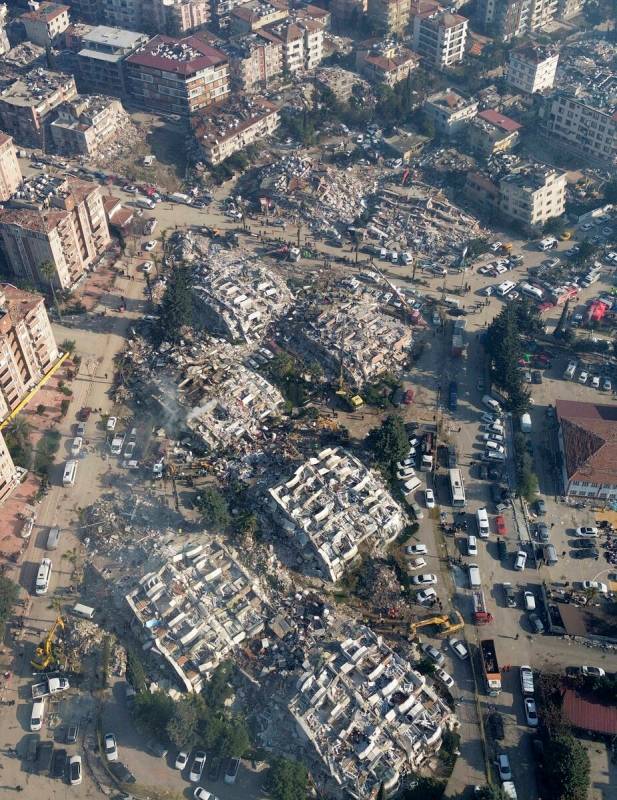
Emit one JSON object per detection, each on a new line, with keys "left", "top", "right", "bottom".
{"left": 60, "top": 339, "right": 76, "bottom": 356}
{"left": 39, "top": 261, "right": 62, "bottom": 321}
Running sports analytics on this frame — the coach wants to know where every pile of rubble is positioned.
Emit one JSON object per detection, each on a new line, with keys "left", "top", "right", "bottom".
{"left": 66, "top": 618, "right": 105, "bottom": 657}
{"left": 356, "top": 559, "right": 402, "bottom": 611}
{"left": 90, "top": 111, "right": 144, "bottom": 168}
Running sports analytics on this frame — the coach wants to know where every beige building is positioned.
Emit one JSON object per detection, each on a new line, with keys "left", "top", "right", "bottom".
{"left": 0, "top": 69, "right": 77, "bottom": 149}
{"left": 263, "top": 18, "right": 324, "bottom": 73}
{"left": 223, "top": 33, "right": 283, "bottom": 92}
{"left": 367, "top": 0, "right": 411, "bottom": 35}
{"left": 330, "top": 0, "right": 367, "bottom": 25}
{"left": 230, "top": 0, "right": 288, "bottom": 34}
{"left": 0, "top": 134, "right": 22, "bottom": 202}
{"left": 540, "top": 90, "right": 617, "bottom": 168}
{"left": 165, "top": 0, "right": 210, "bottom": 33}
{"left": 0, "top": 283, "right": 59, "bottom": 420}
{"left": 21, "top": 2, "right": 70, "bottom": 47}
{"left": 528, "top": 0, "right": 557, "bottom": 29}
{"left": 507, "top": 45, "right": 558, "bottom": 93}
{"left": 0, "top": 431, "right": 19, "bottom": 506}
{"left": 411, "top": 0, "right": 468, "bottom": 68}
{"left": 468, "top": 109, "right": 522, "bottom": 155}
{"left": 0, "top": 179, "right": 111, "bottom": 291}
{"left": 498, "top": 166, "right": 566, "bottom": 229}
{"left": 125, "top": 35, "right": 230, "bottom": 116}
{"left": 76, "top": 25, "right": 150, "bottom": 97}
{"left": 424, "top": 88, "right": 478, "bottom": 135}
{"left": 192, "top": 96, "right": 279, "bottom": 165}
{"left": 50, "top": 95, "right": 125, "bottom": 156}
{"left": 356, "top": 41, "right": 420, "bottom": 87}
{"left": 314, "top": 67, "right": 369, "bottom": 102}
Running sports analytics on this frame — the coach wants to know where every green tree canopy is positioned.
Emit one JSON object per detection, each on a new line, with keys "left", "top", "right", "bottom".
{"left": 266, "top": 756, "right": 309, "bottom": 800}
{"left": 167, "top": 694, "right": 206, "bottom": 750}
{"left": 603, "top": 178, "right": 617, "bottom": 204}
{"left": 133, "top": 690, "right": 175, "bottom": 740}
{"left": 126, "top": 645, "right": 147, "bottom": 693}
{"left": 0, "top": 576, "right": 19, "bottom": 638}
{"left": 543, "top": 733, "right": 590, "bottom": 800}
{"left": 366, "top": 415, "right": 409, "bottom": 467}
{"left": 195, "top": 486, "right": 230, "bottom": 529}
{"left": 157, "top": 265, "right": 193, "bottom": 344}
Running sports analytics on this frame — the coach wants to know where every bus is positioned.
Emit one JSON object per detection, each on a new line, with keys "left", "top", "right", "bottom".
{"left": 63, "top": 460, "right": 77, "bottom": 487}
{"left": 35, "top": 558, "right": 52, "bottom": 595}
{"left": 449, "top": 468, "right": 466, "bottom": 508}
{"left": 520, "top": 282, "right": 543, "bottom": 301}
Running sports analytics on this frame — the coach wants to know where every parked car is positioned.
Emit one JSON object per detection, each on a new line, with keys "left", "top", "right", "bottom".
{"left": 224, "top": 757, "right": 240, "bottom": 785}
{"left": 514, "top": 550, "right": 527, "bottom": 571}
{"left": 578, "top": 371, "right": 588, "bottom": 384}
{"left": 69, "top": 755, "right": 82, "bottom": 785}
{"left": 497, "top": 754, "right": 512, "bottom": 781}
{"left": 194, "top": 789, "right": 215, "bottom": 800}
{"left": 421, "top": 643, "right": 445, "bottom": 666}
{"left": 524, "top": 697, "right": 539, "bottom": 727}
{"left": 576, "top": 526, "right": 598, "bottom": 537}
{"left": 416, "top": 588, "right": 437, "bottom": 603}
{"left": 425, "top": 489, "right": 435, "bottom": 508}
{"left": 581, "top": 665, "right": 606, "bottom": 677}
{"left": 190, "top": 752, "right": 207, "bottom": 782}
{"left": 175, "top": 751, "right": 189, "bottom": 770}
{"left": 104, "top": 733, "right": 118, "bottom": 761}
{"left": 51, "top": 748, "right": 68, "bottom": 779}
{"left": 528, "top": 613, "right": 544, "bottom": 633}
{"left": 535, "top": 499, "right": 546, "bottom": 516}
{"left": 405, "top": 544, "right": 427, "bottom": 555}
{"left": 449, "top": 638, "right": 469, "bottom": 660}
{"left": 412, "top": 573, "right": 437, "bottom": 586}
{"left": 407, "top": 557, "right": 427, "bottom": 570}
{"left": 143, "top": 240, "right": 158, "bottom": 251}
{"left": 582, "top": 580, "right": 608, "bottom": 593}
{"left": 435, "top": 668, "right": 454, "bottom": 688}
{"left": 488, "top": 712, "right": 504, "bottom": 740}
{"left": 106, "top": 416, "right": 117, "bottom": 432}
{"left": 536, "top": 523, "right": 550, "bottom": 543}
{"left": 410, "top": 501, "right": 424, "bottom": 520}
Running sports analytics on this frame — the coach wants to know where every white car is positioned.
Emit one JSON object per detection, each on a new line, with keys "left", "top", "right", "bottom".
{"left": 425, "top": 489, "right": 435, "bottom": 508}
{"left": 449, "top": 638, "right": 469, "bottom": 660}
{"left": 396, "top": 458, "right": 415, "bottom": 469}
{"left": 603, "top": 378, "right": 612, "bottom": 392}
{"left": 435, "top": 668, "right": 454, "bottom": 688}
{"left": 104, "top": 733, "right": 118, "bottom": 761}
{"left": 514, "top": 550, "right": 527, "bottom": 571}
{"left": 582, "top": 580, "right": 608, "bottom": 593}
{"left": 576, "top": 526, "right": 598, "bottom": 537}
{"left": 70, "top": 437, "right": 82, "bottom": 457}
{"left": 482, "top": 286, "right": 494, "bottom": 296}
{"left": 524, "top": 697, "right": 539, "bottom": 727}
{"left": 69, "top": 755, "right": 82, "bottom": 785}
{"left": 581, "top": 665, "right": 605, "bottom": 677}
{"left": 497, "top": 754, "right": 512, "bottom": 782}
{"left": 591, "top": 375, "right": 600, "bottom": 389}
{"left": 189, "top": 751, "right": 207, "bottom": 782}
{"left": 486, "top": 423, "right": 505, "bottom": 435}
{"left": 481, "top": 412, "right": 501, "bottom": 425}
{"left": 405, "top": 543, "right": 427, "bottom": 555}
{"left": 481, "top": 432, "right": 504, "bottom": 443}
{"left": 143, "top": 240, "right": 158, "bottom": 251}
{"left": 106, "top": 416, "right": 117, "bottom": 432}
{"left": 407, "top": 557, "right": 427, "bottom": 570}
{"left": 175, "top": 751, "right": 189, "bottom": 770}
{"left": 397, "top": 469, "right": 416, "bottom": 480}
{"left": 412, "top": 573, "right": 437, "bottom": 586}
{"left": 486, "top": 441, "right": 505, "bottom": 454}
{"left": 578, "top": 371, "right": 588, "bottom": 384}
{"left": 416, "top": 588, "right": 437, "bottom": 604}
{"left": 142, "top": 261, "right": 153, "bottom": 273}
{"left": 194, "top": 790, "right": 215, "bottom": 800}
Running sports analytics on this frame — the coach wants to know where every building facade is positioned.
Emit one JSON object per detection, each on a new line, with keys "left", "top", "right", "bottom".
{"left": 76, "top": 26, "right": 151, "bottom": 96}
{"left": 50, "top": 96, "right": 125, "bottom": 156}
{"left": 367, "top": 0, "right": 411, "bottom": 35}
{"left": 468, "top": 109, "right": 521, "bottom": 155}
{"left": 356, "top": 41, "right": 420, "bottom": 87}
{"left": 424, "top": 89, "right": 478, "bottom": 135}
{"left": 498, "top": 165, "right": 566, "bottom": 228}
{"left": 125, "top": 35, "right": 230, "bottom": 115}
{"left": 0, "top": 283, "right": 59, "bottom": 420}
{"left": 262, "top": 19, "right": 324, "bottom": 73}
{"left": 0, "top": 70, "right": 78, "bottom": 149}
{"left": 506, "top": 46, "right": 558, "bottom": 93}
{"left": 224, "top": 34, "right": 283, "bottom": 92}
{"left": 314, "top": 67, "right": 369, "bottom": 102}
{"left": 0, "top": 134, "right": 22, "bottom": 202}
{"left": 21, "top": 2, "right": 70, "bottom": 47}
{"left": 0, "top": 431, "right": 18, "bottom": 506}
{"left": 540, "top": 90, "right": 617, "bottom": 168}
{"left": 411, "top": 1, "right": 468, "bottom": 68}
{"left": 230, "top": 0, "right": 288, "bottom": 34}
{"left": 166, "top": 0, "right": 210, "bottom": 33}
{"left": 0, "top": 180, "right": 111, "bottom": 291}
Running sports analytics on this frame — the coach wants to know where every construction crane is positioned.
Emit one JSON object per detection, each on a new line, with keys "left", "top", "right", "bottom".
{"left": 31, "top": 615, "right": 65, "bottom": 671}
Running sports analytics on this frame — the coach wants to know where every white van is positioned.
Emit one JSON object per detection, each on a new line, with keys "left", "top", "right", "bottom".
{"left": 31, "top": 698, "right": 46, "bottom": 731}
{"left": 468, "top": 563, "right": 481, "bottom": 588}
{"left": 72, "top": 603, "right": 95, "bottom": 620}
{"left": 538, "top": 237, "right": 557, "bottom": 251}
{"left": 63, "top": 459, "right": 77, "bottom": 487}
{"left": 404, "top": 476, "right": 422, "bottom": 494}
{"left": 496, "top": 280, "right": 516, "bottom": 297}
{"left": 476, "top": 507, "right": 490, "bottom": 538}
{"left": 482, "top": 395, "right": 501, "bottom": 413}
{"left": 136, "top": 197, "right": 155, "bottom": 210}
{"left": 46, "top": 527, "right": 60, "bottom": 550}
{"left": 35, "top": 558, "right": 52, "bottom": 595}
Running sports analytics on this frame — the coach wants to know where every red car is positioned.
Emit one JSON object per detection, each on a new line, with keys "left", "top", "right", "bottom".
{"left": 495, "top": 515, "right": 507, "bottom": 536}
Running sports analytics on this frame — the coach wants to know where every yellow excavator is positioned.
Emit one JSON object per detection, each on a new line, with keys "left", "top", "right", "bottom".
{"left": 335, "top": 358, "right": 364, "bottom": 411}
{"left": 366, "top": 610, "right": 464, "bottom": 640}
{"left": 31, "top": 615, "right": 65, "bottom": 671}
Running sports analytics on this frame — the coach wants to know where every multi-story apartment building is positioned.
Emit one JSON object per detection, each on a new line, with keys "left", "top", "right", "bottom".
{"left": 50, "top": 96, "right": 126, "bottom": 156}
{"left": 366, "top": 0, "right": 411, "bottom": 35}
{"left": 100, "top": 0, "right": 143, "bottom": 30}
{"left": 192, "top": 96, "right": 279, "bottom": 164}
{"left": 0, "top": 283, "right": 59, "bottom": 421}
{"left": 262, "top": 18, "right": 323, "bottom": 73}
{"left": 506, "top": 45, "right": 558, "bottom": 93}
{"left": 0, "top": 69, "right": 77, "bottom": 149}
{"left": 356, "top": 40, "right": 420, "bottom": 87}
{"left": 221, "top": 33, "right": 283, "bottom": 92}
{"left": 76, "top": 26, "right": 151, "bottom": 96}
{"left": 424, "top": 88, "right": 478, "bottom": 135}
{"left": 539, "top": 90, "right": 617, "bottom": 168}
{"left": 528, "top": 0, "right": 557, "bottom": 30}
{"left": 165, "top": 0, "right": 210, "bottom": 33}
{"left": 330, "top": 0, "right": 367, "bottom": 26}
{"left": 556, "top": 0, "right": 583, "bottom": 19}
{"left": 21, "top": 2, "right": 70, "bottom": 48}
{"left": 0, "top": 134, "right": 22, "bottom": 203}
{"left": 499, "top": 165, "right": 566, "bottom": 229}
{"left": 468, "top": 109, "right": 522, "bottom": 155}
{"left": 0, "top": 179, "right": 110, "bottom": 291}
{"left": 314, "top": 67, "right": 369, "bottom": 102}
{"left": 476, "top": 0, "right": 558, "bottom": 40}
{"left": 125, "top": 35, "right": 229, "bottom": 115}
{"left": 0, "top": 4, "right": 10, "bottom": 57}
{"left": 411, "top": 0, "right": 468, "bottom": 68}
{"left": 0, "top": 429, "right": 18, "bottom": 505}
{"left": 230, "top": 0, "right": 288, "bottom": 34}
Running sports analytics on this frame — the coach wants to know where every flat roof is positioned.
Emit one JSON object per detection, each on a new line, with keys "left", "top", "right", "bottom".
{"left": 78, "top": 48, "right": 123, "bottom": 64}
{"left": 83, "top": 25, "right": 148, "bottom": 49}
{"left": 126, "top": 35, "right": 227, "bottom": 75}
{"left": 477, "top": 109, "right": 522, "bottom": 133}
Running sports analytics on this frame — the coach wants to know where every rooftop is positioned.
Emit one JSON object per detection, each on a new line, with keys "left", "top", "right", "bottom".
{"left": 511, "top": 44, "right": 558, "bottom": 64}
{"left": 556, "top": 399, "right": 617, "bottom": 487}
{"left": 192, "top": 95, "right": 278, "bottom": 146}
{"left": 476, "top": 109, "right": 522, "bottom": 133}
{"left": 562, "top": 687, "right": 617, "bottom": 735}
{"left": 0, "top": 69, "right": 75, "bottom": 109}
{"left": 426, "top": 88, "right": 476, "bottom": 112}
{"left": 21, "top": 2, "right": 69, "bottom": 23}
{"left": 126, "top": 35, "right": 228, "bottom": 76}
{"left": 82, "top": 25, "right": 149, "bottom": 51}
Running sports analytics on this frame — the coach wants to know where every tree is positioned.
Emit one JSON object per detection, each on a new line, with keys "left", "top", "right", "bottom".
{"left": 157, "top": 265, "right": 193, "bottom": 344}
{"left": 133, "top": 690, "right": 175, "bottom": 740}
{"left": 61, "top": 339, "right": 76, "bottom": 356}
{"left": 573, "top": 239, "right": 598, "bottom": 265}
{"left": 266, "top": 757, "right": 309, "bottom": 800}
{"left": 474, "top": 786, "right": 507, "bottom": 800}
{"left": 366, "top": 415, "right": 409, "bottom": 467}
{"left": 167, "top": 695, "right": 205, "bottom": 750}
{"left": 543, "top": 732, "right": 590, "bottom": 800}
{"left": 195, "top": 486, "right": 230, "bottom": 529}
{"left": 126, "top": 645, "right": 147, "bottom": 693}
{"left": 554, "top": 300, "right": 570, "bottom": 339}
{"left": 0, "top": 576, "right": 19, "bottom": 638}
{"left": 39, "top": 261, "right": 62, "bottom": 320}
{"left": 603, "top": 178, "right": 617, "bottom": 204}
{"left": 4, "top": 417, "right": 33, "bottom": 469}
{"left": 203, "top": 662, "right": 233, "bottom": 709}
{"left": 218, "top": 714, "right": 250, "bottom": 759}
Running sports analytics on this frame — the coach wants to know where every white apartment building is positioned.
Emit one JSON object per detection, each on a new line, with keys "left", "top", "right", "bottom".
{"left": 540, "top": 90, "right": 617, "bottom": 168}
{"left": 529, "top": 0, "right": 557, "bottom": 29}
{"left": 262, "top": 18, "right": 324, "bottom": 73}
{"left": 50, "top": 96, "right": 125, "bottom": 156}
{"left": 499, "top": 165, "right": 566, "bottom": 229}
{"left": 0, "top": 134, "right": 22, "bottom": 202}
{"left": 507, "top": 45, "right": 558, "bottom": 93}
{"left": 411, "top": 2, "right": 468, "bottom": 68}
{"left": 424, "top": 89, "right": 478, "bottom": 135}
{"left": 21, "top": 2, "right": 70, "bottom": 47}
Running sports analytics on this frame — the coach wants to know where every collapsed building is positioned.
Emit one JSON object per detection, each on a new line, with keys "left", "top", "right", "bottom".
{"left": 290, "top": 626, "right": 452, "bottom": 798}
{"left": 268, "top": 447, "right": 405, "bottom": 582}
{"left": 126, "top": 538, "right": 271, "bottom": 692}
{"left": 192, "top": 253, "right": 293, "bottom": 343}
{"left": 289, "top": 287, "right": 412, "bottom": 386}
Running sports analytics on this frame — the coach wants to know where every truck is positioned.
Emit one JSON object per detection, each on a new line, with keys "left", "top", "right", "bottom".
{"left": 32, "top": 676, "right": 70, "bottom": 699}
{"left": 480, "top": 639, "right": 501, "bottom": 695}
{"left": 472, "top": 590, "right": 493, "bottom": 624}
{"left": 520, "top": 665, "right": 534, "bottom": 695}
